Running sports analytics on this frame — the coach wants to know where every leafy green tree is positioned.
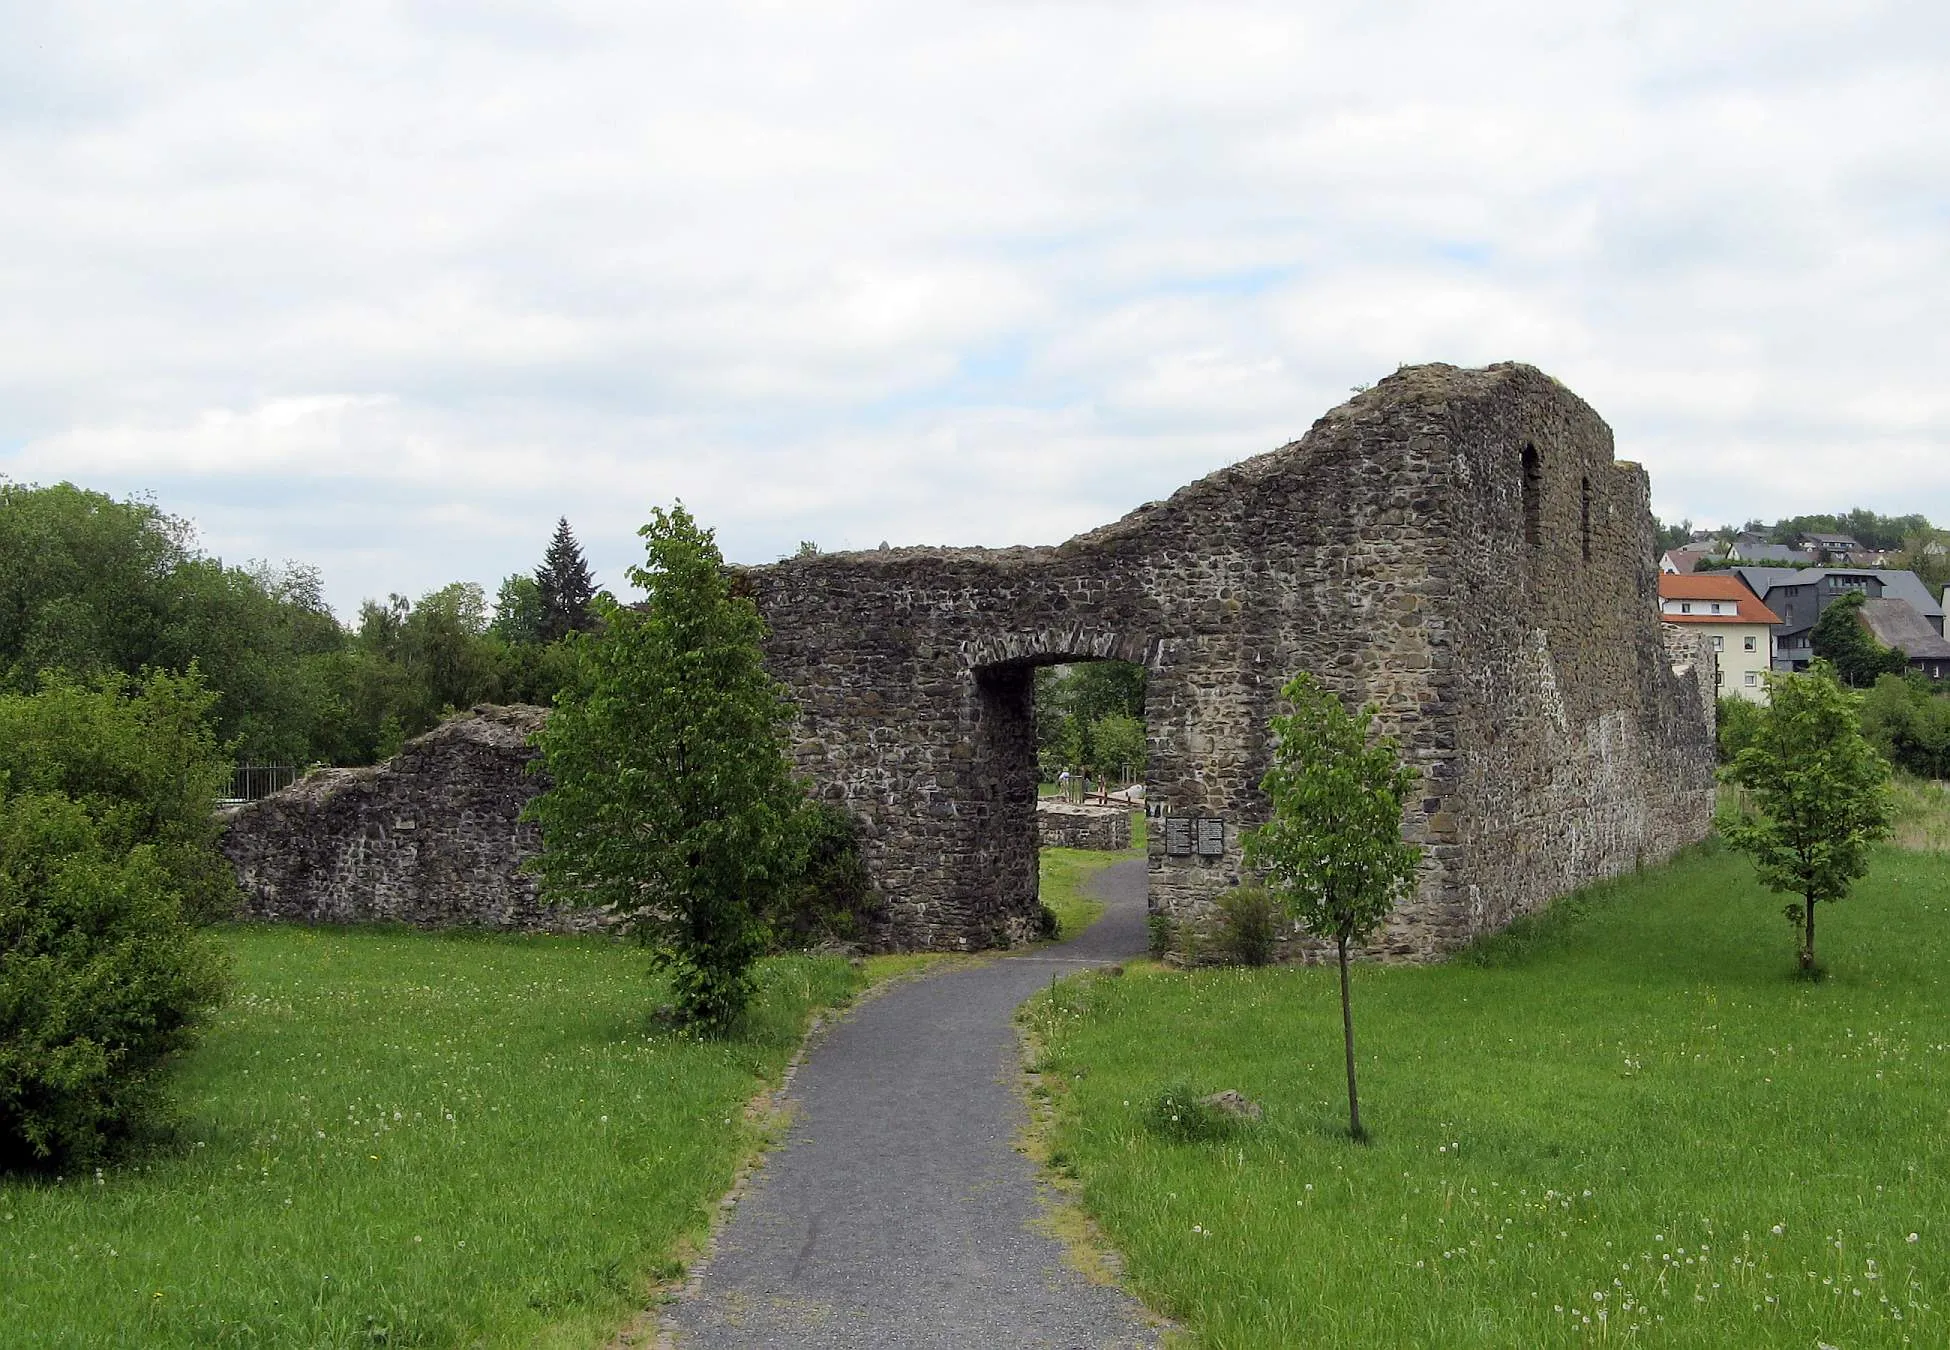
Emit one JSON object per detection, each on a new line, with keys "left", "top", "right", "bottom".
{"left": 0, "top": 670, "right": 239, "bottom": 922}
{"left": 535, "top": 518, "right": 597, "bottom": 642}
{"left": 1090, "top": 712, "right": 1147, "bottom": 781}
{"left": 1716, "top": 695, "right": 1765, "bottom": 764}
{"left": 1244, "top": 672, "right": 1422, "bottom": 1140}
{"left": 1723, "top": 664, "right": 1894, "bottom": 973}
{"left": 1810, "top": 591, "right": 1908, "bottom": 687}
{"left": 528, "top": 505, "right": 803, "bottom": 1030}
{"left": 1859, "top": 673, "right": 1950, "bottom": 781}
{"left": 489, "top": 573, "right": 545, "bottom": 645}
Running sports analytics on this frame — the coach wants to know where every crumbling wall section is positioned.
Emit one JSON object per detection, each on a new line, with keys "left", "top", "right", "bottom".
{"left": 750, "top": 362, "right": 1718, "bottom": 959}
{"left": 219, "top": 706, "right": 603, "bottom": 932}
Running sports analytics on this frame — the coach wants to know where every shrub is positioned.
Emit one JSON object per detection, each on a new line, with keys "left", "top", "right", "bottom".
{"left": 0, "top": 670, "right": 238, "bottom": 923}
{"left": 0, "top": 791, "right": 230, "bottom": 1170}
{"left": 1717, "top": 695, "right": 1764, "bottom": 764}
{"left": 1216, "top": 883, "right": 1280, "bottom": 965}
{"left": 766, "top": 801, "right": 885, "bottom": 949}
{"left": 1145, "top": 1084, "right": 1239, "bottom": 1144}
{"left": 1146, "top": 911, "right": 1174, "bottom": 958}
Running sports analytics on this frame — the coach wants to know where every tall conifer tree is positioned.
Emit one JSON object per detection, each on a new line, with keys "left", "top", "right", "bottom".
{"left": 535, "top": 517, "right": 597, "bottom": 641}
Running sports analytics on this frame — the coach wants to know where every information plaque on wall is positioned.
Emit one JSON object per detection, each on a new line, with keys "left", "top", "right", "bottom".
{"left": 1163, "top": 816, "right": 1194, "bottom": 856}
{"left": 1197, "top": 818, "right": 1226, "bottom": 856}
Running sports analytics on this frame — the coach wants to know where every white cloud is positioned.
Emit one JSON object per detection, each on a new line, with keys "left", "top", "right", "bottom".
{"left": 3, "top": 0, "right": 1947, "bottom": 609}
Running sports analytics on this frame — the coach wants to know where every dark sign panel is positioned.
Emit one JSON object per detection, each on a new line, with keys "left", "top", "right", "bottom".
{"left": 1164, "top": 816, "right": 1194, "bottom": 856}
{"left": 1197, "top": 818, "right": 1226, "bottom": 856}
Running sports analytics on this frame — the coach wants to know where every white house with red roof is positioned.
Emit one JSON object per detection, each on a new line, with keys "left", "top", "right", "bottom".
{"left": 1659, "top": 573, "right": 1781, "bottom": 703}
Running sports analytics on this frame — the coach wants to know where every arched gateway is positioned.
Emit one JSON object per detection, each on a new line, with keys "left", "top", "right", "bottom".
{"left": 747, "top": 363, "right": 1717, "bottom": 958}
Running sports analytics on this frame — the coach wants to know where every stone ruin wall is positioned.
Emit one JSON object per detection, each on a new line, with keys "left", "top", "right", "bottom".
{"left": 751, "top": 362, "right": 1718, "bottom": 959}
{"left": 214, "top": 363, "right": 1718, "bottom": 958}
{"left": 219, "top": 706, "right": 603, "bottom": 933}
{"left": 1036, "top": 802, "right": 1135, "bottom": 852}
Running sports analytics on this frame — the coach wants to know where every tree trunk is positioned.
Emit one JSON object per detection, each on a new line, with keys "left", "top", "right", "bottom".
{"left": 1801, "top": 896, "right": 1816, "bottom": 972}
{"left": 1338, "top": 931, "right": 1364, "bottom": 1141}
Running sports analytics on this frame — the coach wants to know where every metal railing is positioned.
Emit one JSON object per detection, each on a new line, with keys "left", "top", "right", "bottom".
{"left": 224, "top": 764, "right": 300, "bottom": 804}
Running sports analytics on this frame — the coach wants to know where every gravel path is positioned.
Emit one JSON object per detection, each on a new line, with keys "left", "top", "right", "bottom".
{"left": 664, "top": 857, "right": 1159, "bottom": 1349}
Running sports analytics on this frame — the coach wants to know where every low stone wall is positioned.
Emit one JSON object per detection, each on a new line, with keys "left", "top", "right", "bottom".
{"left": 1036, "top": 801, "right": 1133, "bottom": 851}
{"left": 219, "top": 705, "right": 605, "bottom": 932}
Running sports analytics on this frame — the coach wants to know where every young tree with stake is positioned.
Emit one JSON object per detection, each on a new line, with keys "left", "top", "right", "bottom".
{"left": 526, "top": 505, "right": 802, "bottom": 1031}
{"left": 1723, "top": 661, "right": 1893, "bottom": 974}
{"left": 1244, "top": 673, "right": 1422, "bottom": 1141}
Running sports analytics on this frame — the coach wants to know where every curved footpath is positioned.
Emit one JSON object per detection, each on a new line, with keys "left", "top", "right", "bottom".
{"left": 663, "top": 858, "right": 1160, "bottom": 1349}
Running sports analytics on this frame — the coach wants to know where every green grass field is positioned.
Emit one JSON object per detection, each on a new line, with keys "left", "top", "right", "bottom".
{"left": 0, "top": 928, "right": 889, "bottom": 1348}
{"left": 1027, "top": 840, "right": 1949, "bottom": 1347}
{"left": 1039, "top": 813, "right": 1146, "bottom": 941}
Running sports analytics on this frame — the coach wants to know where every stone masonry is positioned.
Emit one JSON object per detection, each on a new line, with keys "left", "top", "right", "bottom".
{"left": 220, "top": 706, "right": 604, "bottom": 932}
{"left": 749, "top": 362, "right": 1718, "bottom": 957}
{"left": 1035, "top": 801, "right": 1134, "bottom": 852}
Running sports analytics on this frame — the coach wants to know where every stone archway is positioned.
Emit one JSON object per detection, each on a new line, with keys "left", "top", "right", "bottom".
{"left": 746, "top": 363, "right": 1718, "bottom": 958}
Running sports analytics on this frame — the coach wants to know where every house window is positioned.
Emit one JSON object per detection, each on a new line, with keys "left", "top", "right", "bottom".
{"left": 1716, "top": 670, "right": 1725, "bottom": 686}
{"left": 1744, "top": 671, "right": 1758, "bottom": 686}
{"left": 1744, "top": 636, "right": 1757, "bottom": 652}
{"left": 1710, "top": 602, "right": 1724, "bottom": 613}
{"left": 1712, "top": 635, "right": 1724, "bottom": 651}
{"left": 1680, "top": 602, "right": 1692, "bottom": 614}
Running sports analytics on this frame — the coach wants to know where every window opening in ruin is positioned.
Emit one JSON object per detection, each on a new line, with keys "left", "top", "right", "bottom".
{"left": 1521, "top": 444, "right": 1542, "bottom": 547}
{"left": 1580, "top": 475, "right": 1592, "bottom": 561}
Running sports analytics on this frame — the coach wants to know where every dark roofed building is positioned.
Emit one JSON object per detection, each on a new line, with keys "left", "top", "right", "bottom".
{"left": 1729, "top": 566, "right": 1946, "bottom": 673}
{"left": 1858, "top": 598, "right": 1950, "bottom": 681}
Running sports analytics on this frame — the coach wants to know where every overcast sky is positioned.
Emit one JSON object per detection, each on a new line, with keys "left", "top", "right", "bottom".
{"left": 4, "top": 1, "right": 1946, "bottom": 614}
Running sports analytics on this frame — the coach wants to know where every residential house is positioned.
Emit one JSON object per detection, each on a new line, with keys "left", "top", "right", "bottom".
{"left": 1729, "top": 566, "right": 1947, "bottom": 672}
{"left": 1660, "top": 546, "right": 1716, "bottom": 575}
{"left": 1658, "top": 573, "right": 1780, "bottom": 702}
{"left": 1795, "top": 532, "right": 1865, "bottom": 564}
{"left": 1727, "top": 532, "right": 1815, "bottom": 565}
{"left": 1856, "top": 599, "right": 1950, "bottom": 682}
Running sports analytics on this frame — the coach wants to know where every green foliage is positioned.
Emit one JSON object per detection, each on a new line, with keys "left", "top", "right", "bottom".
{"left": 1762, "top": 508, "right": 1932, "bottom": 552}
{"left": 488, "top": 573, "right": 545, "bottom": 645}
{"left": 1861, "top": 672, "right": 1950, "bottom": 779}
{"left": 0, "top": 482, "right": 353, "bottom": 764}
{"left": 1810, "top": 591, "right": 1908, "bottom": 687}
{"left": 1246, "top": 671, "right": 1421, "bottom": 1138}
{"left": 1146, "top": 911, "right": 1174, "bottom": 958}
{"left": 528, "top": 504, "right": 803, "bottom": 1030}
{"left": 1145, "top": 1084, "right": 1242, "bottom": 1144}
{"left": 1035, "top": 660, "right": 1147, "bottom": 777}
{"left": 0, "top": 671, "right": 238, "bottom": 923}
{"left": 1215, "top": 883, "right": 1279, "bottom": 966}
{"left": 534, "top": 517, "right": 597, "bottom": 642}
{"left": 1245, "top": 673, "right": 1422, "bottom": 948}
{"left": 765, "top": 801, "right": 883, "bottom": 949}
{"left": 0, "top": 792, "right": 230, "bottom": 1170}
{"left": 1089, "top": 712, "right": 1147, "bottom": 779}
{"left": 1722, "top": 663, "right": 1894, "bottom": 971}
{"left": 1715, "top": 694, "right": 1764, "bottom": 763}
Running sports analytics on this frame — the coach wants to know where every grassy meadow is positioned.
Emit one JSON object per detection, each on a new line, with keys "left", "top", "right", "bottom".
{"left": 1026, "top": 839, "right": 1949, "bottom": 1348}
{"left": 0, "top": 927, "right": 893, "bottom": 1348}
{"left": 1039, "top": 812, "right": 1147, "bottom": 941}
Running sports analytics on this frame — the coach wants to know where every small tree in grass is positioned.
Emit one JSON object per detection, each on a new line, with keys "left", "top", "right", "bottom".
{"left": 1243, "top": 672, "right": 1421, "bottom": 1141}
{"left": 1723, "top": 662, "right": 1893, "bottom": 974}
{"left": 527, "top": 504, "right": 802, "bottom": 1031}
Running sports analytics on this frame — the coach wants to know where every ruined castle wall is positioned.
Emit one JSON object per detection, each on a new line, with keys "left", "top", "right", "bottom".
{"left": 219, "top": 706, "right": 604, "bottom": 932}
{"left": 1036, "top": 802, "right": 1134, "bottom": 852}
{"left": 749, "top": 362, "right": 1717, "bottom": 959}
